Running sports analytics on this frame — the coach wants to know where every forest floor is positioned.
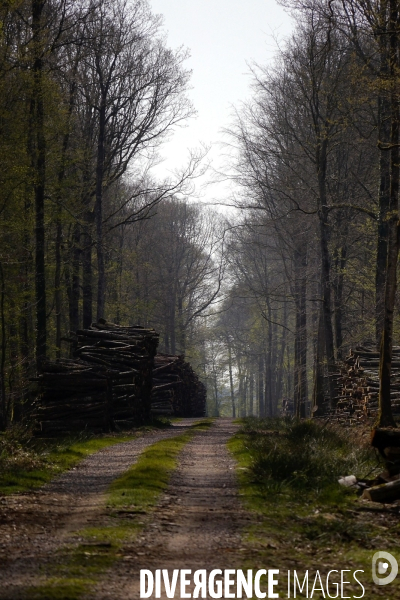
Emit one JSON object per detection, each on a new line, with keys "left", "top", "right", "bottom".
{"left": 0, "top": 418, "right": 399, "bottom": 599}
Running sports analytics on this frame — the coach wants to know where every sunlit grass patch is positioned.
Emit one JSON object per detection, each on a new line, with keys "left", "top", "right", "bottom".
{"left": 229, "top": 416, "right": 378, "bottom": 519}
{"left": 237, "top": 417, "right": 377, "bottom": 501}
{"left": 0, "top": 431, "right": 136, "bottom": 495}
{"left": 229, "top": 418, "right": 382, "bottom": 545}
{"left": 0, "top": 416, "right": 204, "bottom": 496}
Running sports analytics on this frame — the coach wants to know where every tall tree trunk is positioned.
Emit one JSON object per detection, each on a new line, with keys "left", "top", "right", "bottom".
{"left": 165, "top": 332, "right": 170, "bottom": 354}
{"left": 0, "top": 264, "right": 6, "bottom": 429}
{"left": 294, "top": 244, "right": 308, "bottom": 418}
{"left": 82, "top": 224, "right": 93, "bottom": 328}
{"left": 177, "top": 295, "right": 185, "bottom": 354}
{"left": 333, "top": 243, "right": 347, "bottom": 361}
{"left": 32, "top": 0, "right": 47, "bottom": 366}
{"left": 317, "top": 139, "right": 336, "bottom": 406}
{"left": 270, "top": 321, "right": 278, "bottom": 415}
{"left": 66, "top": 223, "right": 81, "bottom": 340}
{"left": 376, "top": 1, "right": 391, "bottom": 348}
{"left": 242, "top": 375, "right": 248, "bottom": 417}
{"left": 55, "top": 69, "right": 77, "bottom": 356}
{"left": 276, "top": 298, "right": 288, "bottom": 408}
{"left": 115, "top": 228, "right": 125, "bottom": 325}
{"left": 258, "top": 354, "right": 264, "bottom": 417}
{"left": 228, "top": 342, "right": 236, "bottom": 418}
{"left": 312, "top": 310, "right": 325, "bottom": 416}
{"left": 170, "top": 297, "right": 176, "bottom": 355}
{"left": 20, "top": 188, "right": 33, "bottom": 375}
{"left": 95, "top": 104, "right": 106, "bottom": 320}
{"left": 249, "top": 372, "right": 254, "bottom": 416}
{"left": 55, "top": 217, "right": 62, "bottom": 358}
{"left": 213, "top": 373, "right": 219, "bottom": 417}
{"left": 378, "top": 0, "right": 399, "bottom": 428}
{"left": 265, "top": 299, "right": 273, "bottom": 417}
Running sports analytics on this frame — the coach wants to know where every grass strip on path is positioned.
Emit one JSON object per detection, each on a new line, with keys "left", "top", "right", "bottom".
{"left": 228, "top": 417, "right": 400, "bottom": 600}
{"left": 28, "top": 419, "right": 213, "bottom": 600}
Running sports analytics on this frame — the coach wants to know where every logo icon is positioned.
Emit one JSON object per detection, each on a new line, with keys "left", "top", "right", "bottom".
{"left": 372, "top": 551, "right": 398, "bottom": 585}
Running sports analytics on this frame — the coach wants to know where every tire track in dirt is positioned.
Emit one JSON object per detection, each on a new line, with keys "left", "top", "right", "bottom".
{"left": 93, "top": 418, "right": 253, "bottom": 600}
{"left": 0, "top": 420, "right": 201, "bottom": 599}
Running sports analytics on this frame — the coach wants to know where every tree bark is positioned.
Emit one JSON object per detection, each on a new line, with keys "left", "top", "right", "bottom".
{"left": 82, "top": 224, "right": 93, "bottom": 328}
{"left": 66, "top": 223, "right": 81, "bottom": 341}
{"left": 55, "top": 66, "right": 77, "bottom": 356}
{"left": 376, "top": 0, "right": 391, "bottom": 348}
{"left": 55, "top": 216, "right": 62, "bottom": 358}
{"left": 265, "top": 298, "right": 273, "bottom": 417}
{"left": 378, "top": 0, "right": 399, "bottom": 428}
{"left": 258, "top": 355, "right": 264, "bottom": 417}
{"left": 317, "top": 138, "right": 336, "bottom": 406}
{"left": 294, "top": 244, "right": 308, "bottom": 418}
{"left": 228, "top": 342, "right": 236, "bottom": 418}
{"left": 312, "top": 310, "right": 326, "bottom": 416}
{"left": 169, "top": 295, "right": 176, "bottom": 356}
{"left": 333, "top": 242, "right": 347, "bottom": 361}
{"left": 0, "top": 264, "right": 6, "bottom": 429}
{"left": 177, "top": 295, "right": 185, "bottom": 354}
{"left": 275, "top": 297, "right": 288, "bottom": 407}
{"left": 249, "top": 370, "right": 254, "bottom": 416}
{"left": 32, "top": 0, "right": 47, "bottom": 366}
{"left": 95, "top": 104, "right": 106, "bottom": 320}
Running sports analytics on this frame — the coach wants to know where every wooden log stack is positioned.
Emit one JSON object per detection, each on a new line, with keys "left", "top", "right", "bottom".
{"left": 151, "top": 354, "right": 206, "bottom": 418}
{"left": 32, "top": 320, "right": 159, "bottom": 434}
{"left": 333, "top": 344, "right": 400, "bottom": 422}
{"left": 31, "top": 359, "right": 112, "bottom": 433}
{"left": 75, "top": 320, "right": 159, "bottom": 426}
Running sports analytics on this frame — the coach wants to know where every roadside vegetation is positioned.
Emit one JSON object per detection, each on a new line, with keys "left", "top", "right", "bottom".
{"left": 229, "top": 417, "right": 400, "bottom": 599}
{"left": 0, "top": 418, "right": 172, "bottom": 495}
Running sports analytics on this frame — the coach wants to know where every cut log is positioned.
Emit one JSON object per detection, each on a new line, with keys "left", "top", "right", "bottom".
{"left": 371, "top": 428, "right": 400, "bottom": 451}
{"left": 362, "top": 479, "right": 400, "bottom": 502}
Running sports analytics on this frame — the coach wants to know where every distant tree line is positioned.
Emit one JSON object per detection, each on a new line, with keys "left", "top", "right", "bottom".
{"left": 213, "top": 0, "right": 400, "bottom": 425}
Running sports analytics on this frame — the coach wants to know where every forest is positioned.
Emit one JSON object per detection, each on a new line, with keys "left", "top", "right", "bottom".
{"left": 1, "top": 0, "right": 400, "bottom": 430}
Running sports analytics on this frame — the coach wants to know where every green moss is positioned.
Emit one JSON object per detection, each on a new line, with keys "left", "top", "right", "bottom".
{"left": 108, "top": 433, "right": 191, "bottom": 509}
{"left": 193, "top": 418, "right": 214, "bottom": 428}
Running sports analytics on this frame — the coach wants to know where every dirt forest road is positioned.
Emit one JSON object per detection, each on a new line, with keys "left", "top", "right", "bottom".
{"left": 0, "top": 419, "right": 254, "bottom": 599}
{"left": 93, "top": 419, "right": 250, "bottom": 599}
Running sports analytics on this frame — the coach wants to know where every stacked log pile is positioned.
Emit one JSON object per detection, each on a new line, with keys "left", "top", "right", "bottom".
{"left": 334, "top": 344, "right": 400, "bottom": 422}
{"left": 75, "top": 321, "right": 159, "bottom": 425}
{"left": 151, "top": 354, "right": 206, "bottom": 418}
{"left": 32, "top": 320, "right": 159, "bottom": 433}
{"left": 32, "top": 359, "right": 112, "bottom": 433}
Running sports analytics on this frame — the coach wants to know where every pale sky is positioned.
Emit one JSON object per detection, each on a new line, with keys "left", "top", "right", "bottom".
{"left": 149, "top": 0, "right": 294, "bottom": 204}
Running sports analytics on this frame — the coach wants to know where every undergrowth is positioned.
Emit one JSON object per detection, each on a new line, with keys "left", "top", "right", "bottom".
{"left": 0, "top": 415, "right": 188, "bottom": 495}
{"left": 0, "top": 426, "right": 137, "bottom": 495}
{"left": 229, "top": 417, "right": 400, "bottom": 599}
{"left": 240, "top": 417, "right": 378, "bottom": 500}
